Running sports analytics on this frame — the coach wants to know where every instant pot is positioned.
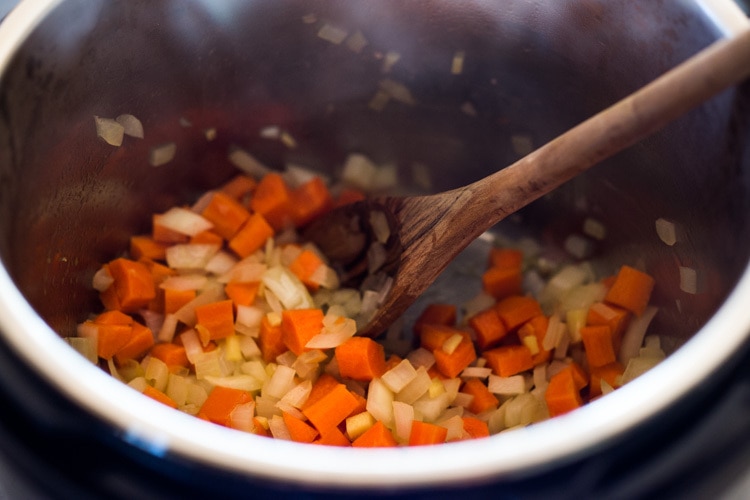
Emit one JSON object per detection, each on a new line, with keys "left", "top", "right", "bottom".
{"left": 1, "top": 1, "right": 750, "bottom": 498}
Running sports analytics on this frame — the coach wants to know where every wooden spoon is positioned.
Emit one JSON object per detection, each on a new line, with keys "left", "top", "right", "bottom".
{"left": 305, "top": 28, "right": 750, "bottom": 338}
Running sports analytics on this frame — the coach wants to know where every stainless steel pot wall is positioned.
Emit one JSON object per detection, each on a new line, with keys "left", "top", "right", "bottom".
{"left": 0, "top": 0, "right": 749, "bottom": 491}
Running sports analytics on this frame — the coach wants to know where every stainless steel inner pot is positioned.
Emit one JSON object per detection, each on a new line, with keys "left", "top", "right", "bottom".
{"left": 0, "top": 0, "right": 749, "bottom": 491}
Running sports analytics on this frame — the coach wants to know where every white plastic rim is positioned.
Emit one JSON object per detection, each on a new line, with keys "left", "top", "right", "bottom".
{"left": 0, "top": 0, "right": 749, "bottom": 490}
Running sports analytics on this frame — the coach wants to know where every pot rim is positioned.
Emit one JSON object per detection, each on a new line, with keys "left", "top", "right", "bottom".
{"left": 0, "top": 0, "right": 749, "bottom": 489}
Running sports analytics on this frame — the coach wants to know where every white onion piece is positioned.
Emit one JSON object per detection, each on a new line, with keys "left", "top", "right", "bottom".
{"left": 395, "top": 367, "right": 432, "bottom": 405}
{"left": 379, "top": 79, "right": 415, "bottom": 105}
{"left": 451, "top": 51, "right": 465, "bottom": 75}
{"left": 347, "top": 412, "right": 376, "bottom": 441}
{"left": 219, "top": 260, "right": 267, "bottom": 284}
{"left": 582, "top": 217, "right": 607, "bottom": 240}
{"left": 280, "top": 380, "right": 312, "bottom": 409}
{"left": 205, "top": 375, "right": 263, "bottom": 393}
{"left": 381, "top": 51, "right": 401, "bottom": 73}
{"left": 309, "top": 264, "right": 340, "bottom": 290}
{"left": 268, "top": 415, "right": 292, "bottom": 441}
{"left": 94, "top": 116, "right": 124, "bottom": 146}
{"left": 564, "top": 234, "right": 594, "bottom": 259}
{"left": 341, "top": 153, "right": 378, "bottom": 191}
{"left": 542, "top": 315, "right": 566, "bottom": 351}
{"left": 65, "top": 337, "right": 98, "bottom": 364}
{"left": 621, "top": 356, "right": 662, "bottom": 385}
{"left": 460, "top": 101, "right": 478, "bottom": 117}
{"left": 204, "top": 128, "right": 217, "bottom": 141}
{"left": 165, "top": 374, "right": 188, "bottom": 406}
{"left": 263, "top": 365, "right": 297, "bottom": 399}
{"left": 92, "top": 266, "right": 114, "bottom": 292}
{"left": 228, "top": 146, "right": 270, "bottom": 178}
{"left": 166, "top": 243, "right": 220, "bottom": 271}
{"left": 128, "top": 376, "right": 148, "bottom": 392}
{"left": 381, "top": 359, "right": 418, "bottom": 393}
{"left": 369, "top": 211, "right": 391, "bottom": 244}
{"left": 345, "top": 30, "right": 368, "bottom": 53}
{"left": 655, "top": 217, "right": 679, "bottom": 246}
{"left": 406, "top": 347, "right": 435, "bottom": 370}
{"left": 488, "top": 374, "right": 526, "bottom": 395}
{"left": 368, "top": 90, "right": 390, "bottom": 112}
{"left": 158, "top": 207, "right": 214, "bottom": 237}
{"left": 238, "top": 336, "right": 261, "bottom": 359}
{"left": 144, "top": 357, "right": 169, "bottom": 392}
{"left": 460, "top": 366, "right": 492, "bottom": 379}
{"left": 115, "top": 114, "right": 144, "bottom": 138}
{"left": 230, "top": 401, "right": 257, "bottom": 433}
{"left": 679, "top": 266, "right": 700, "bottom": 294}
{"left": 366, "top": 378, "right": 395, "bottom": 427}
{"left": 317, "top": 23, "right": 348, "bottom": 44}
{"left": 305, "top": 317, "right": 356, "bottom": 349}
{"left": 504, "top": 393, "right": 542, "bottom": 427}
{"left": 413, "top": 392, "right": 451, "bottom": 422}
{"left": 262, "top": 266, "right": 314, "bottom": 310}
{"left": 149, "top": 142, "right": 176, "bottom": 167}
{"left": 174, "top": 284, "right": 225, "bottom": 326}
{"left": 160, "top": 274, "right": 208, "bottom": 291}
{"left": 260, "top": 126, "right": 280, "bottom": 139}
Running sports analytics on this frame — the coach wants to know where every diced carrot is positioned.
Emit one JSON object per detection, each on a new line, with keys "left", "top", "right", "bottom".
{"left": 143, "top": 385, "right": 178, "bottom": 409}
{"left": 334, "top": 187, "right": 366, "bottom": 207}
{"left": 114, "top": 322, "right": 155, "bottom": 363}
{"left": 282, "top": 412, "right": 320, "bottom": 443}
{"left": 302, "top": 383, "right": 360, "bottom": 433}
{"left": 252, "top": 417, "right": 271, "bottom": 438}
{"left": 482, "top": 266, "right": 523, "bottom": 300}
{"left": 586, "top": 302, "right": 631, "bottom": 353}
{"left": 569, "top": 361, "right": 589, "bottom": 391}
{"left": 462, "top": 417, "right": 490, "bottom": 439}
{"left": 228, "top": 212, "right": 275, "bottom": 258}
{"left": 200, "top": 191, "right": 251, "bottom": 240}
{"left": 99, "top": 273, "right": 121, "bottom": 311}
{"left": 291, "top": 176, "right": 333, "bottom": 227}
{"left": 433, "top": 333, "right": 477, "bottom": 378}
{"left": 220, "top": 174, "right": 257, "bottom": 200}
{"left": 314, "top": 425, "right": 352, "bottom": 447}
{"left": 335, "top": 337, "right": 386, "bottom": 382}
{"left": 140, "top": 258, "right": 177, "bottom": 284}
{"left": 545, "top": 366, "right": 583, "bottom": 417}
{"left": 517, "top": 315, "right": 551, "bottom": 366}
{"left": 413, "top": 303, "right": 457, "bottom": 337}
{"left": 190, "top": 230, "right": 224, "bottom": 246}
{"left": 352, "top": 421, "right": 398, "bottom": 448}
{"left": 224, "top": 282, "right": 260, "bottom": 308}
{"left": 130, "top": 235, "right": 167, "bottom": 261}
{"left": 249, "top": 172, "right": 294, "bottom": 230}
{"left": 495, "top": 295, "right": 543, "bottom": 331}
{"left": 163, "top": 287, "right": 196, "bottom": 315}
{"left": 349, "top": 391, "right": 368, "bottom": 417}
{"left": 289, "top": 249, "right": 325, "bottom": 291}
{"left": 468, "top": 307, "right": 507, "bottom": 350}
{"left": 88, "top": 321, "right": 132, "bottom": 360}
{"left": 259, "top": 314, "right": 286, "bottom": 363}
{"left": 408, "top": 420, "right": 448, "bottom": 446}
{"left": 281, "top": 308, "right": 324, "bottom": 356}
{"left": 462, "top": 378, "right": 499, "bottom": 414}
{"left": 580, "top": 324, "right": 616, "bottom": 368}
{"left": 303, "top": 373, "right": 340, "bottom": 409}
{"left": 488, "top": 247, "right": 524, "bottom": 270}
{"left": 107, "top": 258, "right": 156, "bottom": 313}
{"left": 604, "top": 265, "right": 655, "bottom": 316}
{"left": 149, "top": 342, "right": 189, "bottom": 371}
{"left": 152, "top": 214, "right": 189, "bottom": 244}
{"left": 94, "top": 310, "right": 134, "bottom": 325}
{"left": 198, "top": 386, "right": 254, "bottom": 427}
{"left": 195, "top": 299, "right": 235, "bottom": 343}
{"left": 420, "top": 324, "right": 459, "bottom": 352}
{"left": 590, "top": 362, "right": 625, "bottom": 398}
{"left": 483, "top": 344, "right": 535, "bottom": 377}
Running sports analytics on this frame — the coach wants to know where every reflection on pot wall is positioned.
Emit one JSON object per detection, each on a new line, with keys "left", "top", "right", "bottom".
{"left": 0, "top": 0, "right": 748, "bottom": 351}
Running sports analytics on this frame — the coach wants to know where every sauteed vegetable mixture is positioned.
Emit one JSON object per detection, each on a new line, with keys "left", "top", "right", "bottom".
{"left": 74, "top": 166, "right": 663, "bottom": 446}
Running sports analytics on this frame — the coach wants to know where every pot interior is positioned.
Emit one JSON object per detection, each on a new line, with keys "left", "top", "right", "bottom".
{"left": 0, "top": 0, "right": 749, "bottom": 486}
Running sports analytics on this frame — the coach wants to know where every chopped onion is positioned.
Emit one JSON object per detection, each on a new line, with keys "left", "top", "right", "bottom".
{"left": 65, "top": 337, "right": 97, "bottom": 364}
{"left": 160, "top": 274, "right": 209, "bottom": 291}
{"left": 441, "top": 333, "right": 464, "bottom": 355}
{"left": 204, "top": 128, "right": 217, "bottom": 141}
{"left": 394, "top": 367, "right": 432, "bottom": 405}
{"left": 166, "top": 373, "right": 189, "bottom": 406}
{"left": 367, "top": 242, "right": 388, "bottom": 274}
{"left": 205, "top": 251, "right": 238, "bottom": 275}
{"left": 413, "top": 392, "right": 451, "bottom": 422}
{"left": 679, "top": 266, "right": 700, "bottom": 294}
{"left": 166, "top": 243, "right": 220, "bottom": 271}
{"left": 317, "top": 23, "right": 348, "bottom": 44}
{"left": 236, "top": 305, "right": 265, "bottom": 329}
{"left": 94, "top": 116, "right": 124, "bottom": 146}
{"left": 219, "top": 260, "right": 266, "bottom": 284}
{"left": 345, "top": 30, "right": 368, "bottom": 53}
{"left": 347, "top": 411, "right": 376, "bottom": 441}
{"left": 174, "top": 284, "right": 225, "bottom": 326}
{"left": 305, "top": 316, "right": 356, "bottom": 349}
{"left": 564, "top": 234, "right": 594, "bottom": 259}
{"left": 366, "top": 378, "right": 395, "bottom": 427}
{"left": 378, "top": 79, "right": 416, "bottom": 106}
{"left": 488, "top": 374, "right": 526, "bottom": 395}
{"left": 263, "top": 364, "right": 297, "bottom": 399}
{"left": 655, "top": 217, "right": 679, "bottom": 246}
{"left": 368, "top": 90, "right": 390, "bottom": 111}
{"left": 230, "top": 401, "right": 257, "bottom": 433}
{"left": 260, "top": 126, "right": 280, "bottom": 139}
{"left": 381, "top": 51, "right": 401, "bottom": 73}
{"left": 504, "top": 393, "right": 542, "bottom": 427}
{"left": 280, "top": 131, "right": 297, "bottom": 149}
{"left": 542, "top": 315, "right": 566, "bottom": 351}
{"left": 149, "top": 142, "right": 176, "bottom": 167}
{"left": 460, "top": 366, "right": 492, "bottom": 379}
{"left": 582, "top": 217, "right": 607, "bottom": 240}
{"left": 262, "top": 266, "right": 315, "bottom": 310}
{"left": 341, "top": 153, "right": 378, "bottom": 191}
{"left": 280, "top": 380, "right": 313, "bottom": 409}
{"left": 268, "top": 415, "right": 292, "bottom": 441}
{"left": 158, "top": 207, "right": 214, "bottom": 237}
{"left": 621, "top": 356, "right": 662, "bottom": 385}
{"left": 91, "top": 266, "right": 114, "bottom": 292}
{"left": 308, "top": 264, "right": 340, "bottom": 290}
{"left": 115, "top": 114, "right": 144, "bottom": 139}
{"left": 193, "top": 350, "right": 223, "bottom": 379}
{"left": 381, "top": 359, "right": 418, "bottom": 393}
{"left": 369, "top": 210, "right": 391, "bottom": 244}
{"left": 451, "top": 51, "right": 465, "bottom": 75}
{"left": 406, "top": 347, "right": 436, "bottom": 370}
{"left": 144, "top": 357, "right": 169, "bottom": 392}
{"left": 460, "top": 101, "right": 478, "bottom": 117}
{"left": 228, "top": 145, "right": 270, "bottom": 178}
